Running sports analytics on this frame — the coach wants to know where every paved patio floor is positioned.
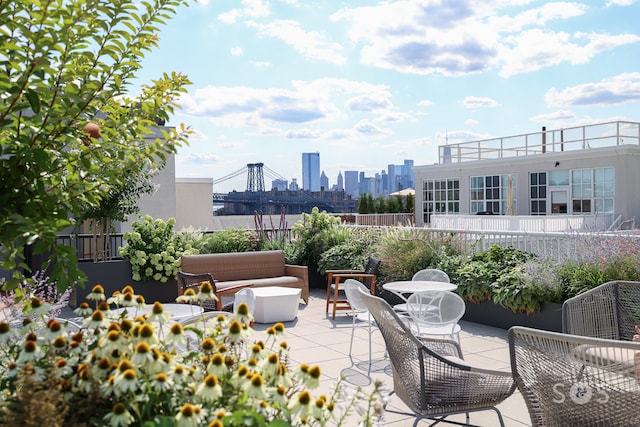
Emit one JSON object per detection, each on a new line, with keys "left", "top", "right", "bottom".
{"left": 251, "top": 288, "right": 532, "bottom": 427}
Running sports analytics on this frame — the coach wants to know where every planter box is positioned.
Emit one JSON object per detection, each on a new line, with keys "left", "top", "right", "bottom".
{"left": 462, "top": 300, "right": 562, "bottom": 332}
{"left": 71, "top": 259, "right": 178, "bottom": 308}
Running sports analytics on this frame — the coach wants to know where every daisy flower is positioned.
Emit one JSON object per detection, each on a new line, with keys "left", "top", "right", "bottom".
{"left": 176, "top": 403, "right": 206, "bottom": 427}
{"left": 131, "top": 342, "right": 155, "bottom": 367}
{"left": 165, "top": 323, "right": 186, "bottom": 348}
{"left": 242, "top": 372, "right": 267, "bottom": 399}
{"left": 83, "top": 309, "right": 108, "bottom": 329}
{"left": 0, "top": 322, "right": 14, "bottom": 344}
{"left": 176, "top": 288, "right": 198, "bottom": 304}
{"left": 288, "top": 390, "right": 313, "bottom": 419}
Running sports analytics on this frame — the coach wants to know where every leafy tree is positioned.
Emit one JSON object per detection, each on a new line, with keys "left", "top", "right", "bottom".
{"left": 405, "top": 194, "right": 414, "bottom": 213}
{"left": 0, "top": 0, "right": 192, "bottom": 292}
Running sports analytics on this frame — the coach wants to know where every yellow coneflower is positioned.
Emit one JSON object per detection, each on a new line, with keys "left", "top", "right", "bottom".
{"left": 176, "top": 288, "right": 198, "bottom": 304}
{"left": 17, "top": 339, "right": 40, "bottom": 364}
{"left": 242, "top": 372, "right": 266, "bottom": 399}
{"left": 195, "top": 374, "right": 222, "bottom": 403}
{"left": 288, "top": 390, "right": 313, "bottom": 418}
{"left": 104, "top": 402, "right": 135, "bottom": 427}
{"left": 121, "top": 285, "right": 135, "bottom": 295}
{"left": 114, "top": 368, "right": 138, "bottom": 395}
{"left": 165, "top": 323, "right": 186, "bottom": 347}
{"left": 131, "top": 342, "right": 154, "bottom": 366}
{"left": 150, "top": 372, "right": 174, "bottom": 392}
{"left": 147, "top": 302, "right": 170, "bottom": 324}
{"left": 0, "top": 322, "right": 13, "bottom": 344}
{"left": 73, "top": 302, "right": 93, "bottom": 317}
{"left": 176, "top": 403, "right": 207, "bottom": 427}
{"left": 136, "top": 323, "right": 159, "bottom": 345}
{"left": 260, "top": 353, "right": 279, "bottom": 379}
{"left": 201, "top": 337, "right": 216, "bottom": 352}
{"left": 120, "top": 291, "right": 136, "bottom": 308}
{"left": 197, "top": 281, "right": 217, "bottom": 303}
{"left": 87, "top": 285, "right": 106, "bottom": 302}
{"left": 206, "top": 353, "right": 227, "bottom": 377}
{"left": 227, "top": 319, "right": 246, "bottom": 343}
{"left": 83, "top": 309, "right": 107, "bottom": 329}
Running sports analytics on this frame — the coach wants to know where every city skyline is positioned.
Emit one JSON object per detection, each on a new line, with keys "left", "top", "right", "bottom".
{"left": 132, "top": 1, "right": 640, "bottom": 189}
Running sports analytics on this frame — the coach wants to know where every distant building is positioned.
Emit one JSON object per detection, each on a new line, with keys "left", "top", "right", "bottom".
{"left": 344, "top": 171, "right": 359, "bottom": 198}
{"left": 289, "top": 178, "right": 299, "bottom": 191}
{"left": 302, "top": 152, "right": 320, "bottom": 191}
{"left": 336, "top": 171, "right": 344, "bottom": 191}
{"left": 320, "top": 170, "right": 329, "bottom": 190}
{"left": 271, "top": 178, "right": 288, "bottom": 191}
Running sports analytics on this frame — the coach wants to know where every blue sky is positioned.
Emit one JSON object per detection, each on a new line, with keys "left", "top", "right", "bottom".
{"left": 135, "top": 0, "right": 640, "bottom": 191}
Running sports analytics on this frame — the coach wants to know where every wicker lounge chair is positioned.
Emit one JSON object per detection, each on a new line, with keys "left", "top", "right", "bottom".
{"left": 509, "top": 325, "right": 640, "bottom": 426}
{"left": 358, "top": 288, "right": 516, "bottom": 427}
{"left": 562, "top": 280, "right": 640, "bottom": 340}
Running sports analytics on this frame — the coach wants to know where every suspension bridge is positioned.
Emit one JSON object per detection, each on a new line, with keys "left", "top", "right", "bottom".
{"left": 212, "top": 163, "right": 357, "bottom": 215}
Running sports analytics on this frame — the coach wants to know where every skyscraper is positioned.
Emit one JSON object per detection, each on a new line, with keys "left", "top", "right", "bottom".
{"left": 320, "top": 170, "right": 329, "bottom": 190}
{"left": 302, "top": 152, "right": 320, "bottom": 191}
{"left": 336, "top": 171, "right": 344, "bottom": 191}
{"left": 344, "top": 171, "right": 359, "bottom": 198}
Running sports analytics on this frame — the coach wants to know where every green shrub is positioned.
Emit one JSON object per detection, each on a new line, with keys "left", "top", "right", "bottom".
{"left": 197, "top": 228, "right": 261, "bottom": 253}
{"left": 119, "top": 216, "right": 199, "bottom": 282}
{"left": 373, "top": 226, "right": 461, "bottom": 286}
{"left": 317, "top": 227, "right": 383, "bottom": 274}
{"left": 286, "top": 208, "right": 349, "bottom": 265}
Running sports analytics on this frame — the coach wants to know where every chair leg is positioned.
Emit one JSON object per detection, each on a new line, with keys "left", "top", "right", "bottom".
{"left": 332, "top": 279, "right": 340, "bottom": 319}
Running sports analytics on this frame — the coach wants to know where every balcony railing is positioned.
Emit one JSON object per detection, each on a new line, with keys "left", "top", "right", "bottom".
{"left": 440, "top": 121, "right": 640, "bottom": 164}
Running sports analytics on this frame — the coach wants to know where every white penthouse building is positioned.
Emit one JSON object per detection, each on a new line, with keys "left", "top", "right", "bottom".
{"left": 413, "top": 121, "right": 640, "bottom": 231}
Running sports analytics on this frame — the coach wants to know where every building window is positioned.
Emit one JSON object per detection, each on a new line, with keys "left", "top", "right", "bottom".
{"left": 470, "top": 175, "right": 508, "bottom": 214}
{"left": 571, "top": 169, "right": 592, "bottom": 214}
{"left": 529, "top": 172, "right": 547, "bottom": 215}
{"left": 423, "top": 178, "right": 459, "bottom": 223}
{"left": 594, "top": 167, "right": 614, "bottom": 213}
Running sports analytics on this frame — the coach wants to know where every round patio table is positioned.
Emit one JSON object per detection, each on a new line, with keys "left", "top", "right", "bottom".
{"left": 383, "top": 280, "right": 457, "bottom": 313}
{"left": 110, "top": 303, "right": 204, "bottom": 321}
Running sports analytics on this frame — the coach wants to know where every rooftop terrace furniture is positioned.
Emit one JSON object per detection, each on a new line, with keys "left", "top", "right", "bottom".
{"left": 509, "top": 325, "right": 640, "bottom": 426}
{"left": 411, "top": 268, "right": 450, "bottom": 283}
{"left": 359, "top": 288, "right": 516, "bottom": 427}
{"left": 180, "top": 250, "right": 309, "bottom": 304}
{"left": 406, "top": 289, "right": 465, "bottom": 344}
{"left": 562, "top": 280, "right": 640, "bottom": 340}
{"left": 325, "top": 257, "right": 380, "bottom": 319}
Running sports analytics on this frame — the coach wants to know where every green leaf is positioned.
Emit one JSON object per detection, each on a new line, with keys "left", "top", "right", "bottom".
{"left": 25, "top": 89, "right": 41, "bottom": 114}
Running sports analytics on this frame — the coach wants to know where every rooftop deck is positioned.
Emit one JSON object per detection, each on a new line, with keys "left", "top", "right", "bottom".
{"left": 258, "top": 288, "right": 530, "bottom": 426}
{"left": 440, "top": 120, "right": 640, "bottom": 165}
{"left": 60, "top": 287, "right": 531, "bottom": 426}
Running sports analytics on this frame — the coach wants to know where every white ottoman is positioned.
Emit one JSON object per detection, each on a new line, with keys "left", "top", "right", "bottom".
{"left": 252, "top": 286, "right": 302, "bottom": 323}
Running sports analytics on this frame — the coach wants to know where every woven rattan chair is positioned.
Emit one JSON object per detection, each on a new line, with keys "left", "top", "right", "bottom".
{"left": 358, "top": 288, "right": 516, "bottom": 427}
{"left": 562, "top": 280, "right": 640, "bottom": 340}
{"left": 509, "top": 326, "right": 640, "bottom": 426}
{"left": 411, "top": 268, "right": 450, "bottom": 283}
{"left": 325, "top": 257, "right": 380, "bottom": 319}
{"left": 177, "top": 272, "right": 253, "bottom": 312}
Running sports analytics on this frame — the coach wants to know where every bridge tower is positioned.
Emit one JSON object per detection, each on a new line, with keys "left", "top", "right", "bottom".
{"left": 246, "top": 163, "right": 265, "bottom": 192}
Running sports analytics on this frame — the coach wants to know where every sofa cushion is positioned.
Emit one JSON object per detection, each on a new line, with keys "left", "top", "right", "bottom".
{"left": 216, "top": 276, "right": 304, "bottom": 291}
{"left": 181, "top": 251, "right": 286, "bottom": 281}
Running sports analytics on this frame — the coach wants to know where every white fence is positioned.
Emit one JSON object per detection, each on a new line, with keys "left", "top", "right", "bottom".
{"left": 430, "top": 214, "right": 614, "bottom": 232}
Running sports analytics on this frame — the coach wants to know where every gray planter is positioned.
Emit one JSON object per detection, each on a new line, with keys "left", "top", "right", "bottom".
{"left": 462, "top": 300, "right": 562, "bottom": 332}
{"left": 71, "top": 259, "right": 178, "bottom": 308}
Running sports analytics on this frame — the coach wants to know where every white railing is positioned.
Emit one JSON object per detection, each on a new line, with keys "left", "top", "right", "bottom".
{"left": 430, "top": 214, "right": 614, "bottom": 232}
{"left": 440, "top": 121, "right": 640, "bottom": 164}
{"left": 335, "top": 213, "right": 415, "bottom": 226}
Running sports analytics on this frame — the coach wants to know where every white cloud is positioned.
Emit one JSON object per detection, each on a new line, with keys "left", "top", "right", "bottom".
{"left": 500, "top": 30, "right": 640, "bottom": 77}
{"left": 530, "top": 110, "right": 576, "bottom": 123}
{"left": 463, "top": 96, "right": 499, "bottom": 108}
{"left": 285, "top": 129, "right": 321, "bottom": 139}
{"left": 545, "top": 72, "right": 640, "bottom": 106}
{"left": 247, "top": 20, "right": 347, "bottom": 65}
{"left": 417, "top": 99, "right": 434, "bottom": 107}
{"left": 354, "top": 119, "right": 392, "bottom": 136}
{"left": 253, "top": 61, "right": 272, "bottom": 68}
{"left": 332, "top": 0, "right": 639, "bottom": 77}
{"left": 218, "top": 0, "right": 270, "bottom": 24}
{"left": 345, "top": 92, "right": 392, "bottom": 112}
{"left": 606, "top": 0, "right": 635, "bottom": 6}
{"left": 230, "top": 46, "right": 244, "bottom": 56}
{"left": 179, "top": 78, "right": 391, "bottom": 130}
{"left": 465, "top": 118, "right": 479, "bottom": 126}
